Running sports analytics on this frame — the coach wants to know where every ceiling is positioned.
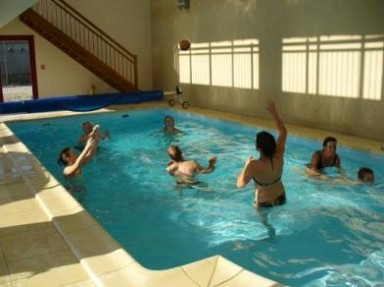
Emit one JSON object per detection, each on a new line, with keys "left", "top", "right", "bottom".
{"left": 0, "top": 0, "right": 38, "bottom": 28}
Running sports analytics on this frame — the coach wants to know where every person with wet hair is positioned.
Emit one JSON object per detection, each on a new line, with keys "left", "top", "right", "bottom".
{"left": 58, "top": 125, "right": 101, "bottom": 178}
{"left": 163, "top": 115, "right": 181, "bottom": 134}
{"left": 309, "top": 136, "right": 341, "bottom": 172}
{"left": 166, "top": 145, "right": 216, "bottom": 185}
{"left": 357, "top": 167, "right": 374, "bottom": 183}
{"left": 237, "top": 100, "right": 287, "bottom": 208}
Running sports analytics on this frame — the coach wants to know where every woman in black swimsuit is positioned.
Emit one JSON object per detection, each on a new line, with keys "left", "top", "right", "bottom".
{"left": 237, "top": 100, "right": 287, "bottom": 208}
{"left": 309, "top": 136, "right": 341, "bottom": 172}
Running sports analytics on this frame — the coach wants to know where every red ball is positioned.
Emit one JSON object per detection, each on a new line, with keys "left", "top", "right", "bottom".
{"left": 179, "top": 39, "right": 191, "bottom": 51}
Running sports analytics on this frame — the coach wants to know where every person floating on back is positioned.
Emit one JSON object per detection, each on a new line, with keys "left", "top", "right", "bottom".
{"left": 237, "top": 100, "right": 287, "bottom": 208}
{"left": 166, "top": 145, "right": 216, "bottom": 186}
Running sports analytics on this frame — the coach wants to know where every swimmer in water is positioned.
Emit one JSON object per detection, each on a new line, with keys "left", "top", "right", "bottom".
{"left": 163, "top": 116, "right": 182, "bottom": 134}
{"left": 166, "top": 145, "right": 216, "bottom": 185}
{"left": 237, "top": 100, "right": 287, "bottom": 209}
{"left": 357, "top": 167, "right": 374, "bottom": 183}
{"left": 77, "top": 121, "right": 110, "bottom": 149}
{"left": 58, "top": 124, "right": 101, "bottom": 178}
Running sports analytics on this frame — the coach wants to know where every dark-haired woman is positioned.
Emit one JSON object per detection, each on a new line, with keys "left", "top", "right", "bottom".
{"left": 163, "top": 116, "right": 181, "bottom": 134}
{"left": 237, "top": 100, "right": 287, "bottom": 208}
{"left": 309, "top": 136, "right": 341, "bottom": 172}
{"left": 58, "top": 125, "right": 100, "bottom": 178}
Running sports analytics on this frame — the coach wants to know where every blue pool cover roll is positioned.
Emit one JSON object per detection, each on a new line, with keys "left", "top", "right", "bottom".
{"left": 0, "top": 90, "right": 163, "bottom": 114}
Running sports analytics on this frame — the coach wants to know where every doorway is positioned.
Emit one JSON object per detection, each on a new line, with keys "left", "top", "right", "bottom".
{"left": 0, "top": 35, "right": 38, "bottom": 102}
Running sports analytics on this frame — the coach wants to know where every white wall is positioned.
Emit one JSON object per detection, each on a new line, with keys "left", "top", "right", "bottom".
{"left": 0, "top": 0, "right": 37, "bottom": 28}
{"left": 151, "top": 0, "right": 384, "bottom": 141}
{"left": 0, "top": 19, "right": 115, "bottom": 98}
{"left": 0, "top": 0, "right": 153, "bottom": 98}
{"left": 65, "top": 0, "right": 153, "bottom": 90}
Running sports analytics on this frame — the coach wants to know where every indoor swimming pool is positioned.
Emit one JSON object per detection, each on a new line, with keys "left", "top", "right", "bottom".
{"left": 8, "top": 108, "right": 384, "bottom": 287}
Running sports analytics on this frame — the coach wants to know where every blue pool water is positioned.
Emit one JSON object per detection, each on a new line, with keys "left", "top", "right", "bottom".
{"left": 8, "top": 108, "right": 384, "bottom": 287}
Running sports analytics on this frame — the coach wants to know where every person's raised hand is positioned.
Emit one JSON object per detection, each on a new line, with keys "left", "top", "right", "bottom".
{"left": 265, "top": 99, "right": 277, "bottom": 114}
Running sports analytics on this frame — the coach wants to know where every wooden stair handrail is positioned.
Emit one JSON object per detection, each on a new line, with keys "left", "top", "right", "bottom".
{"left": 29, "top": 0, "right": 138, "bottom": 90}
{"left": 50, "top": 0, "right": 136, "bottom": 60}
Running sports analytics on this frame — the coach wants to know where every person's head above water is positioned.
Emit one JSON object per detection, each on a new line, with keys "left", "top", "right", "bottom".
{"left": 164, "top": 115, "right": 181, "bottom": 134}
{"left": 256, "top": 131, "right": 277, "bottom": 160}
{"left": 58, "top": 147, "right": 76, "bottom": 166}
{"left": 164, "top": 116, "right": 175, "bottom": 128}
{"left": 82, "top": 121, "right": 93, "bottom": 134}
{"left": 167, "top": 145, "right": 184, "bottom": 162}
{"left": 322, "top": 136, "right": 337, "bottom": 156}
{"left": 358, "top": 167, "right": 374, "bottom": 183}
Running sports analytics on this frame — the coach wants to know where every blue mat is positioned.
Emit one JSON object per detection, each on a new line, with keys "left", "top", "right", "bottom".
{"left": 0, "top": 90, "right": 163, "bottom": 114}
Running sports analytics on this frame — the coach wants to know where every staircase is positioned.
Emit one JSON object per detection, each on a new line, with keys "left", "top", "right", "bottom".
{"left": 19, "top": 0, "right": 138, "bottom": 92}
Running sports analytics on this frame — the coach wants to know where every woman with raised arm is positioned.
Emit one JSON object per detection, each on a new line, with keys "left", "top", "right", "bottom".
{"left": 237, "top": 100, "right": 287, "bottom": 208}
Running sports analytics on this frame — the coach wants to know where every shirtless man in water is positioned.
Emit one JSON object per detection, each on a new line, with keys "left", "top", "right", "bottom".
{"left": 166, "top": 145, "right": 216, "bottom": 184}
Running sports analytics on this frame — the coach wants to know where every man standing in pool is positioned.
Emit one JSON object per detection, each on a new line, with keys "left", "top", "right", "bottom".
{"left": 237, "top": 100, "right": 287, "bottom": 208}
{"left": 166, "top": 145, "right": 216, "bottom": 185}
